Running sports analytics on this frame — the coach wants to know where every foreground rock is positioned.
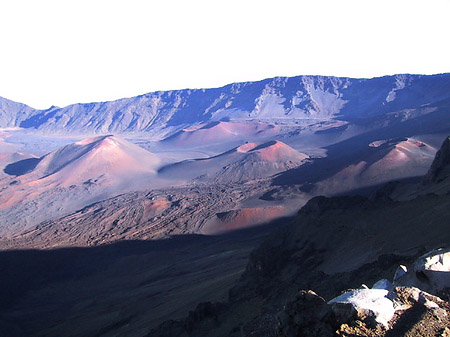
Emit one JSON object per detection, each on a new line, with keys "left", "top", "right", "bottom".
{"left": 277, "top": 290, "right": 336, "bottom": 337}
{"left": 424, "top": 136, "right": 450, "bottom": 184}
{"left": 334, "top": 285, "right": 450, "bottom": 337}
{"left": 329, "top": 288, "right": 394, "bottom": 328}
{"left": 413, "top": 248, "right": 450, "bottom": 294}
{"left": 327, "top": 249, "right": 450, "bottom": 336}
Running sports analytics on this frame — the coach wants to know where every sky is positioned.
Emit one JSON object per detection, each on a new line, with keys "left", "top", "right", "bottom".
{"left": 0, "top": 0, "right": 449, "bottom": 109}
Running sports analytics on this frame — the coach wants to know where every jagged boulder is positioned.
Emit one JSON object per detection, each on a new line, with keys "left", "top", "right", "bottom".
{"left": 328, "top": 288, "right": 395, "bottom": 328}
{"left": 393, "top": 265, "right": 407, "bottom": 282}
{"left": 326, "top": 245, "right": 450, "bottom": 337}
{"left": 392, "top": 248, "right": 450, "bottom": 296}
{"left": 328, "top": 285, "right": 450, "bottom": 337}
{"left": 386, "top": 286, "right": 450, "bottom": 337}
{"left": 277, "top": 290, "right": 336, "bottom": 337}
{"left": 413, "top": 248, "right": 450, "bottom": 294}
{"left": 148, "top": 302, "right": 228, "bottom": 337}
{"left": 240, "top": 308, "right": 281, "bottom": 337}
{"left": 389, "top": 286, "right": 444, "bottom": 311}
{"left": 424, "top": 136, "right": 450, "bottom": 183}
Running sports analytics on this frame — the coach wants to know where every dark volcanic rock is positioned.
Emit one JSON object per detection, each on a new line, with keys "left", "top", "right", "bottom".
{"left": 424, "top": 136, "right": 450, "bottom": 183}
{"left": 241, "top": 308, "right": 281, "bottom": 337}
{"left": 149, "top": 302, "right": 228, "bottom": 337}
{"left": 277, "top": 290, "right": 336, "bottom": 337}
{"left": 334, "top": 286, "right": 450, "bottom": 337}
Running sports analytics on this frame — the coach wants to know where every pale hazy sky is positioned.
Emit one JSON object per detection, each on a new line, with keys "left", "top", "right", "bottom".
{"left": 1, "top": 0, "right": 449, "bottom": 109}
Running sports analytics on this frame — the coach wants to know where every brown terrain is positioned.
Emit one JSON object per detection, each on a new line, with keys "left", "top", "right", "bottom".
{"left": 0, "top": 181, "right": 278, "bottom": 249}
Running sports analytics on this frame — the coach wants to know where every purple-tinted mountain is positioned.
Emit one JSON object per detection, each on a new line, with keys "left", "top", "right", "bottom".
{"left": 0, "top": 74, "right": 449, "bottom": 135}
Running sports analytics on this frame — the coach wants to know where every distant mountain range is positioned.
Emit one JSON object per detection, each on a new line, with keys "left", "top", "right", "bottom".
{"left": 1, "top": 73, "right": 449, "bottom": 135}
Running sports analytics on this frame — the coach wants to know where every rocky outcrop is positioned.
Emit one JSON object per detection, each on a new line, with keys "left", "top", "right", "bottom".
{"left": 231, "top": 189, "right": 450, "bottom": 302}
{"left": 424, "top": 136, "right": 450, "bottom": 183}
{"left": 147, "top": 302, "right": 228, "bottom": 337}
{"left": 327, "top": 249, "right": 450, "bottom": 335}
{"left": 329, "top": 287, "right": 395, "bottom": 328}
{"left": 330, "top": 283, "right": 450, "bottom": 337}
{"left": 388, "top": 248, "right": 450, "bottom": 297}
{"left": 150, "top": 249, "right": 450, "bottom": 337}
{"left": 277, "top": 290, "right": 337, "bottom": 337}
{"left": 335, "top": 284, "right": 450, "bottom": 337}
{"left": 413, "top": 248, "right": 450, "bottom": 294}
{"left": 0, "top": 96, "right": 38, "bottom": 128}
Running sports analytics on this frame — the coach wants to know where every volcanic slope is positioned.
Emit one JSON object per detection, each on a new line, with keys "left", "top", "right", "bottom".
{"left": 160, "top": 120, "right": 280, "bottom": 150}
{"left": 385, "top": 135, "right": 450, "bottom": 200}
{"left": 313, "top": 137, "right": 437, "bottom": 195}
{"left": 0, "top": 181, "right": 275, "bottom": 249}
{"left": 0, "top": 135, "right": 161, "bottom": 234}
{"left": 148, "top": 137, "right": 450, "bottom": 337}
{"left": 159, "top": 140, "right": 309, "bottom": 184}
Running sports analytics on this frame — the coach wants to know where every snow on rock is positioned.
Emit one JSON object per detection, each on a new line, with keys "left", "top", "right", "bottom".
{"left": 328, "top": 247, "right": 450, "bottom": 331}
{"left": 414, "top": 247, "right": 450, "bottom": 292}
{"left": 328, "top": 288, "right": 395, "bottom": 327}
{"left": 385, "top": 74, "right": 409, "bottom": 103}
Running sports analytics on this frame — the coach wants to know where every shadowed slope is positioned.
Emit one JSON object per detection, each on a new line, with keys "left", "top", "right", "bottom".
{"left": 312, "top": 137, "right": 437, "bottom": 195}
{"left": 0, "top": 223, "right": 280, "bottom": 337}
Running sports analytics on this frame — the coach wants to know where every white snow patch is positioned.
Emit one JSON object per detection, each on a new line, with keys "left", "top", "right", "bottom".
{"left": 386, "top": 75, "right": 408, "bottom": 103}
{"left": 414, "top": 248, "right": 450, "bottom": 292}
{"left": 417, "top": 248, "right": 450, "bottom": 272}
{"left": 328, "top": 288, "right": 395, "bottom": 327}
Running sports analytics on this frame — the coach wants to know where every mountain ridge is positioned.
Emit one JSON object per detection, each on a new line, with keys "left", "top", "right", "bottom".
{"left": 1, "top": 73, "right": 449, "bottom": 135}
